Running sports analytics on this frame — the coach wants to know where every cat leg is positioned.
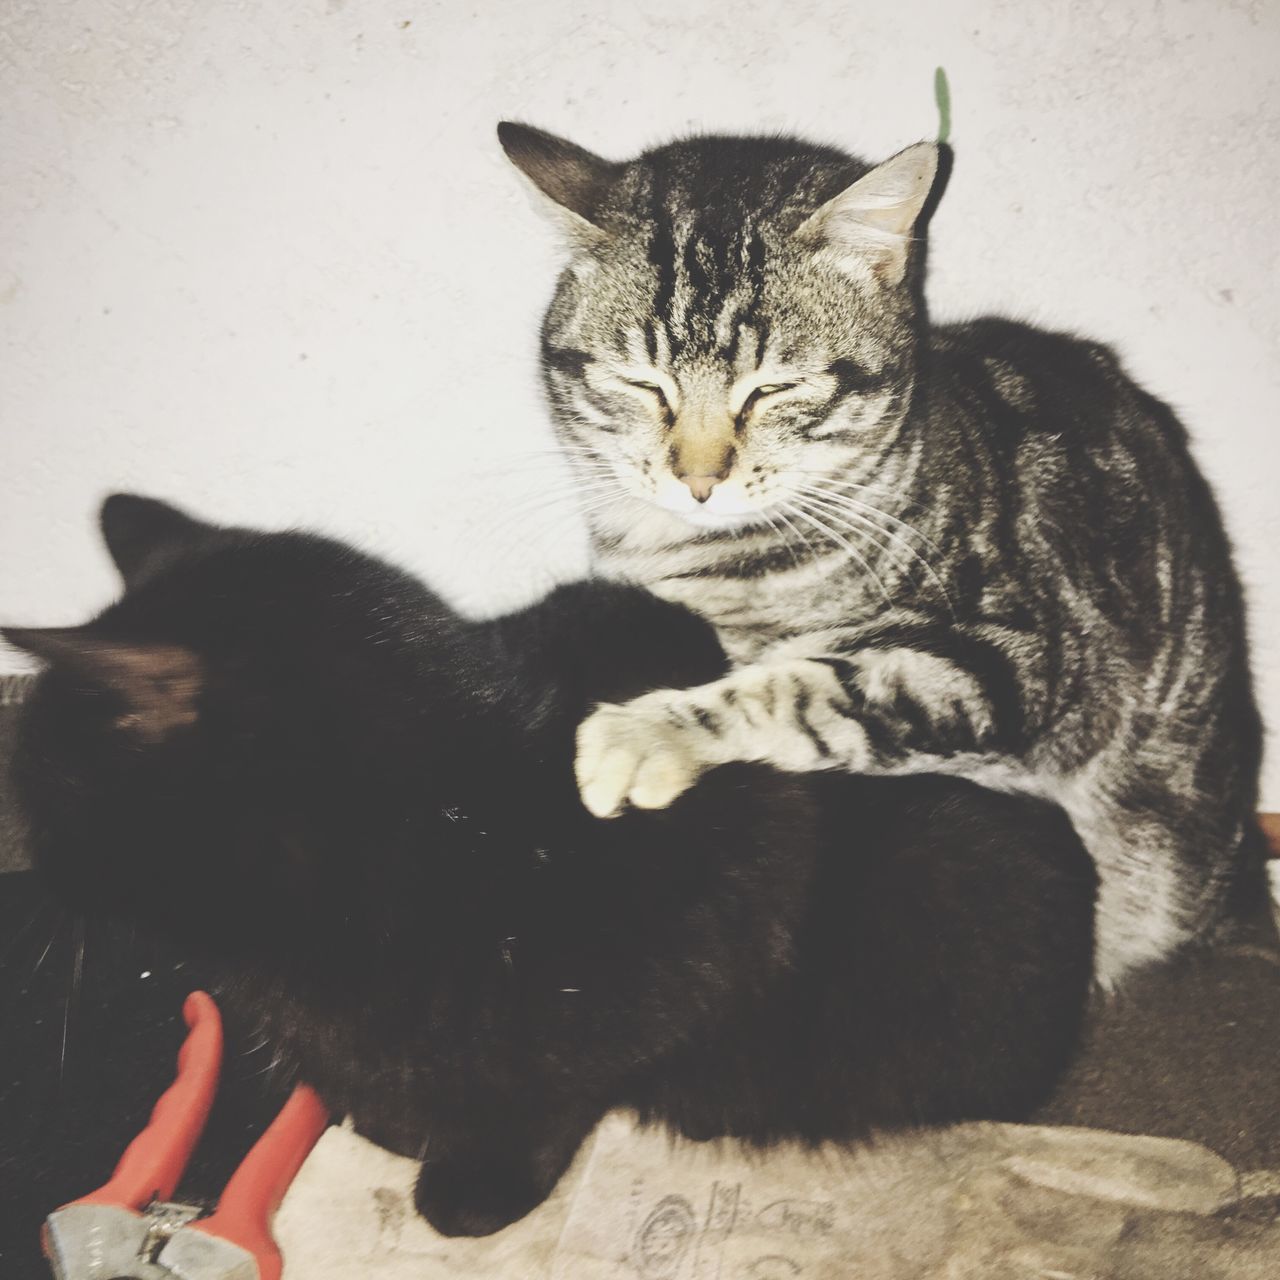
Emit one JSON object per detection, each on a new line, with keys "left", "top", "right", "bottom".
{"left": 413, "top": 1102, "right": 601, "bottom": 1237}
{"left": 576, "top": 645, "right": 1012, "bottom": 818}
{"left": 1051, "top": 762, "right": 1250, "bottom": 987}
{"left": 414, "top": 1155, "right": 551, "bottom": 1238}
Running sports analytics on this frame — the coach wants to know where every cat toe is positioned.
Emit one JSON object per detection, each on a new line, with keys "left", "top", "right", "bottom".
{"left": 577, "top": 705, "right": 647, "bottom": 817}
{"left": 578, "top": 743, "right": 636, "bottom": 818}
{"left": 576, "top": 704, "right": 700, "bottom": 817}
{"left": 630, "top": 746, "right": 698, "bottom": 809}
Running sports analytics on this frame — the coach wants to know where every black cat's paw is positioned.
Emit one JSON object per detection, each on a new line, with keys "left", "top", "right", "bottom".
{"left": 414, "top": 1157, "right": 549, "bottom": 1238}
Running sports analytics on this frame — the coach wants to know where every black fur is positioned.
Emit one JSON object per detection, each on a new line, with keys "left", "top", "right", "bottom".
{"left": 5, "top": 496, "right": 1097, "bottom": 1237}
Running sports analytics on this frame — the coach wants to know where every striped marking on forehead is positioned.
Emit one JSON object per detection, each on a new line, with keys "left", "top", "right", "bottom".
{"left": 645, "top": 194, "right": 770, "bottom": 365}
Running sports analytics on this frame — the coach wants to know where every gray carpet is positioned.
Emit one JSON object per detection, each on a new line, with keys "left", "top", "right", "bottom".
{"left": 1035, "top": 892, "right": 1280, "bottom": 1173}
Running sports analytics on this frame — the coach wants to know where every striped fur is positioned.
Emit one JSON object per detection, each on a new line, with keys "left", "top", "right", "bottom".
{"left": 501, "top": 124, "right": 1262, "bottom": 987}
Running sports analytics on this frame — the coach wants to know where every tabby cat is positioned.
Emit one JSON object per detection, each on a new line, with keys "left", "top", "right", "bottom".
{"left": 499, "top": 123, "right": 1263, "bottom": 988}
{"left": 6, "top": 495, "right": 1095, "bottom": 1237}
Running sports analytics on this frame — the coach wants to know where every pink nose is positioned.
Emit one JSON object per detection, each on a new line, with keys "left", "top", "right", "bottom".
{"left": 683, "top": 475, "right": 720, "bottom": 504}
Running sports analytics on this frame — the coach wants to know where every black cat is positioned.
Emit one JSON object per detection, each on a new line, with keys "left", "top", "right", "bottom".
{"left": 4, "top": 496, "right": 1096, "bottom": 1237}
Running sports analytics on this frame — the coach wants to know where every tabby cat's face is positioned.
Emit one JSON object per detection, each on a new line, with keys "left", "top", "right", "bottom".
{"left": 501, "top": 127, "right": 938, "bottom": 531}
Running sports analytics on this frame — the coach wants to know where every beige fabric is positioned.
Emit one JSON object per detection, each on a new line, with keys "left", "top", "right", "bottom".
{"left": 276, "top": 1114, "right": 1280, "bottom": 1278}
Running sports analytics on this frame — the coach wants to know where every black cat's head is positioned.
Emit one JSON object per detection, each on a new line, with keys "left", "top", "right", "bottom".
{"left": 4, "top": 495, "right": 469, "bottom": 966}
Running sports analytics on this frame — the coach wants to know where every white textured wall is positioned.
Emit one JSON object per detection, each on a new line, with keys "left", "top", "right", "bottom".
{"left": 3, "top": 0, "right": 1278, "bottom": 801}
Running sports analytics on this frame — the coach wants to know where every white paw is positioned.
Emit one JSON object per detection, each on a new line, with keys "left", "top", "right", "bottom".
{"left": 575, "top": 701, "right": 705, "bottom": 819}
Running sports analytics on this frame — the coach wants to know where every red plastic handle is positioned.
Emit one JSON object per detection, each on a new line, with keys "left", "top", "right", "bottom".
{"left": 75, "top": 990, "right": 223, "bottom": 1210}
{"left": 192, "top": 1083, "right": 329, "bottom": 1280}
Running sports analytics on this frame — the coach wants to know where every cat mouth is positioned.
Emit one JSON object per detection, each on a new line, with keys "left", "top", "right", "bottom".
{"left": 642, "top": 498, "right": 768, "bottom": 532}
{"left": 672, "top": 508, "right": 765, "bottom": 531}
{"left": 606, "top": 485, "right": 773, "bottom": 533}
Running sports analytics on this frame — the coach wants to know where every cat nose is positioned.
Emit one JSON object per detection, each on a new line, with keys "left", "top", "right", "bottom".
{"left": 683, "top": 475, "right": 721, "bottom": 504}
{"left": 674, "top": 444, "right": 735, "bottom": 503}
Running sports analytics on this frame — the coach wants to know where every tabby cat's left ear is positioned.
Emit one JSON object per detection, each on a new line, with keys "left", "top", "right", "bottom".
{"left": 796, "top": 142, "right": 939, "bottom": 286}
{"left": 2, "top": 626, "right": 204, "bottom": 743}
{"left": 497, "top": 121, "right": 620, "bottom": 248}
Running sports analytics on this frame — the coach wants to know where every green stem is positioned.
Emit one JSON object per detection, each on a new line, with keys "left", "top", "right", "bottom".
{"left": 934, "top": 66, "right": 952, "bottom": 145}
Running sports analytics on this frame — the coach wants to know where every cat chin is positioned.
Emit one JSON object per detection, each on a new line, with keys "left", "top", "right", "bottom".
{"left": 593, "top": 495, "right": 766, "bottom": 541}
{"left": 652, "top": 504, "right": 768, "bottom": 533}
{"left": 677, "top": 513, "right": 763, "bottom": 533}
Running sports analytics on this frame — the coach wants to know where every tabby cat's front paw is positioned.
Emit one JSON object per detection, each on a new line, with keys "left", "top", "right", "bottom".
{"left": 575, "top": 700, "right": 705, "bottom": 818}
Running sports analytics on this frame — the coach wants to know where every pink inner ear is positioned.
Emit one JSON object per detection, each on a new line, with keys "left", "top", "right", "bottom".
{"left": 2, "top": 627, "right": 204, "bottom": 742}
{"left": 102, "top": 644, "right": 205, "bottom": 744}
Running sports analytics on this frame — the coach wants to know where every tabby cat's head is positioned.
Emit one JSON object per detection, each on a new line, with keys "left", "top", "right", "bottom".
{"left": 501, "top": 124, "right": 938, "bottom": 530}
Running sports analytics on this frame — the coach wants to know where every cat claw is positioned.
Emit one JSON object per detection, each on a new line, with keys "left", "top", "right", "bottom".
{"left": 576, "top": 703, "right": 702, "bottom": 818}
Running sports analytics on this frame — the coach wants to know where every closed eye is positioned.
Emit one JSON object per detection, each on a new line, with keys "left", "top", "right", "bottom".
{"left": 622, "top": 379, "right": 672, "bottom": 413}
{"left": 737, "top": 382, "right": 799, "bottom": 421}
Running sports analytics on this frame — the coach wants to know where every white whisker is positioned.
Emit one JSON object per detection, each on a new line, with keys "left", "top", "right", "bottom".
{"left": 759, "top": 509, "right": 801, "bottom": 569}
{"left": 478, "top": 480, "right": 627, "bottom": 548}
{"left": 796, "top": 481, "right": 948, "bottom": 560}
{"left": 793, "top": 487, "right": 955, "bottom": 617}
{"left": 781, "top": 468, "right": 933, "bottom": 519}
{"left": 782, "top": 500, "right": 894, "bottom": 608}
{"left": 772, "top": 505, "right": 819, "bottom": 565}
{"left": 59, "top": 916, "right": 86, "bottom": 1084}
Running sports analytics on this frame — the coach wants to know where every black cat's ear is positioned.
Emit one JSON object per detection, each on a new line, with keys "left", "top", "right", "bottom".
{"left": 497, "top": 122, "right": 620, "bottom": 247}
{"left": 2, "top": 626, "right": 204, "bottom": 743}
{"left": 100, "top": 494, "right": 208, "bottom": 586}
{"left": 794, "top": 142, "right": 938, "bottom": 286}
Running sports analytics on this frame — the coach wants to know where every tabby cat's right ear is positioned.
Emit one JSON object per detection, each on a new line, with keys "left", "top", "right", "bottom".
{"left": 100, "top": 494, "right": 207, "bottom": 587}
{"left": 497, "top": 122, "right": 620, "bottom": 247}
{"left": 795, "top": 141, "right": 939, "bottom": 286}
